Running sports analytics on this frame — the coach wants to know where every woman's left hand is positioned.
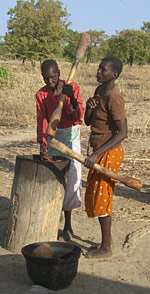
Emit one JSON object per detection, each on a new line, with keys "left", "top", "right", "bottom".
{"left": 62, "top": 84, "right": 77, "bottom": 109}
{"left": 62, "top": 84, "right": 74, "bottom": 98}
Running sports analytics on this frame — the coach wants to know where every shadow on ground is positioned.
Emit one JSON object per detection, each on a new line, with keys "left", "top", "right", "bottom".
{"left": 114, "top": 183, "right": 150, "bottom": 204}
{"left": 0, "top": 196, "right": 11, "bottom": 246}
{"left": 0, "top": 253, "right": 149, "bottom": 294}
{"left": 0, "top": 157, "right": 15, "bottom": 172}
{"left": 58, "top": 228, "right": 97, "bottom": 252}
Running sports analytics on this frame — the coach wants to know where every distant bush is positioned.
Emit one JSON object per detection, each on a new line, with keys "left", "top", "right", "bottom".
{"left": 0, "top": 66, "right": 14, "bottom": 87}
{"left": 0, "top": 56, "right": 7, "bottom": 61}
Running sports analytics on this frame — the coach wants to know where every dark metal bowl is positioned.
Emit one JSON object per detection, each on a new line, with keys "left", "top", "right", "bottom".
{"left": 22, "top": 241, "right": 81, "bottom": 290}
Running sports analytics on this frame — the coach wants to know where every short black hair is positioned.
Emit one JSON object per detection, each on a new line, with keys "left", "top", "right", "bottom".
{"left": 41, "top": 59, "right": 59, "bottom": 73}
{"left": 102, "top": 56, "right": 123, "bottom": 78}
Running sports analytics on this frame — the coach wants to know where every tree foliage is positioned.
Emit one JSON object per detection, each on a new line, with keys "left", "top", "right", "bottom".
{"left": 0, "top": 38, "right": 11, "bottom": 60}
{"left": 5, "top": 0, "right": 71, "bottom": 61}
{"left": 3, "top": 2, "right": 150, "bottom": 66}
{"left": 141, "top": 21, "right": 150, "bottom": 32}
{"left": 63, "top": 29, "right": 80, "bottom": 61}
{"left": 107, "top": 29, "right": 150, "bottom": 66}
{"left": 141, "top": 22, "right": 150, "bottom": 62}
{"left": 85, "top": 30, "right": 109, "bottom": 63}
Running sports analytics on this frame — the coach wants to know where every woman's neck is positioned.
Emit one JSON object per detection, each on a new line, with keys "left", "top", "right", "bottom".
{"left": 102, "top": 81, "right": 115, "bottom": 95}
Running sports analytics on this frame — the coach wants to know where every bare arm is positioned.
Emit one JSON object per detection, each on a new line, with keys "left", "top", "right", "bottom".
{"left": 84, "top": 118, "right": 127, "bottom": 168}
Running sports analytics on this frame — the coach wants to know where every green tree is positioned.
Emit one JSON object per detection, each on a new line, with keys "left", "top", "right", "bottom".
{"left": 0, "top": 37, "right": 12, "bottom": 59}
{"left": 107, "top": 29, "right": 150, "bottom": 66}
{"left": 0, "top": 39, "right": 5, "bottom": 58}
{"left": 85, "top": 30, "right": 109, "bottom": 63}
{"left": 141, "top": 21, "right": 150, "bottom": 32}
{"left": 141, "top": 22, "right": 150, "bottom": 63}
{"left": 5, "top": 0, "right": 71, "bottom": 62}
{"left": 63, "top": 30, "right": 80, "bottom": 61}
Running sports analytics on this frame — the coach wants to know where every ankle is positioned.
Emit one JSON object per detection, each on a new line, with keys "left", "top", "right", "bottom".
{"left": 101, "top": 243, "right": 111, "bottom": 251}
{"left": 63, "top": 226, "right": 73, "bottom": 233}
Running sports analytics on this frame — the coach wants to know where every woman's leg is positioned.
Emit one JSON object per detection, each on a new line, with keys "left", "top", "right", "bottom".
{"left": 88, "top": 215, "right": 112, "bottom": 258}
{"left": 59, "top": 210, "right": 73, "bottom": 241}
{"left": 63, "top": 210, "right": 73, "bottom": 233}
{"left": 99, "top": 215, "right": 112, "bottom": 252}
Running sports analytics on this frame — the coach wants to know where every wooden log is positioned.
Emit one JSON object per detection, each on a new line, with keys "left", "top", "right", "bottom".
{"left": 0, "top": 210, "right": 9, "bottom": 220}
{"left": 4, "top": 155, "right": 70, "bottom": 253}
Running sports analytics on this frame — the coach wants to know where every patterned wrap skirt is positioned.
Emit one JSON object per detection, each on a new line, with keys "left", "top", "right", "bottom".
{"left": 47, "top": 125, "right": 82, "bottom": 211}
{"left": 85, "top": 145, "right": 124, "bottom": 217}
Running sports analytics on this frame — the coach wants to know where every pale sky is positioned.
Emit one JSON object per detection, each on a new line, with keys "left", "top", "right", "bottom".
{"left": 1, "top": 0, "right": 150, "bottom": 37}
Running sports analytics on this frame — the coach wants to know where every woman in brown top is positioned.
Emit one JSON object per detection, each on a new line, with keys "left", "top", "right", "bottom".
{"left": 84, "top": 56, "right": 127, "bottom": 258}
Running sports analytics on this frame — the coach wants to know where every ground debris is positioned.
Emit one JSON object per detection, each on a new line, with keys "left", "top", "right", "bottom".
{"left": 123, "top": 224, "right": 150, "bottom": 249}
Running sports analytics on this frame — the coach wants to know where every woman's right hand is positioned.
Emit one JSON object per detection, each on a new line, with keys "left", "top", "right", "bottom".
{"left": 86, "top": 96, "right": 99, "bottom": 109}
{"left": 84, "top": 152, "right": 99, "bottom": 169}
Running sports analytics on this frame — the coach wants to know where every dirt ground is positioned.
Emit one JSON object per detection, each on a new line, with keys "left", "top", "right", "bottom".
{"left": 0, "top": 125, "right": 150, "bottom": 294}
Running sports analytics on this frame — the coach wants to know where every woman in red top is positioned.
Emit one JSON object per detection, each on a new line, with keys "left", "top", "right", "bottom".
{"left": 36, "top": 59, "right": 84, "bottom": 241}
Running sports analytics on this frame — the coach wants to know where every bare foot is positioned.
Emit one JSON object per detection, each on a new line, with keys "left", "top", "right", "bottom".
{"left": 87, "top": 246, "right": 112, "bottom": 259}
{"left": 58, "top": 229, "right": 74, "bottom": 242}
{"left": 88, "top": 238, "right": 113, "bottom": 252}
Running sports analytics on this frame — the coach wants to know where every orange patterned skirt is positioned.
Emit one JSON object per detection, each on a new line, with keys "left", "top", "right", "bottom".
{"left": 85, "top": 145, "right": 124, "bottom": 217}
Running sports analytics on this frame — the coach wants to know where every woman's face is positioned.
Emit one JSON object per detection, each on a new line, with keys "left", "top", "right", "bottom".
{"left": 97, "top": 61, "right": 116, "bottom": 84}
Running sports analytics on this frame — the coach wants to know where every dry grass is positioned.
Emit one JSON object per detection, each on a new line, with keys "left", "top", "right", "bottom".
{"left": 0, "top": 59, "right": 150, "bottom": 141}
